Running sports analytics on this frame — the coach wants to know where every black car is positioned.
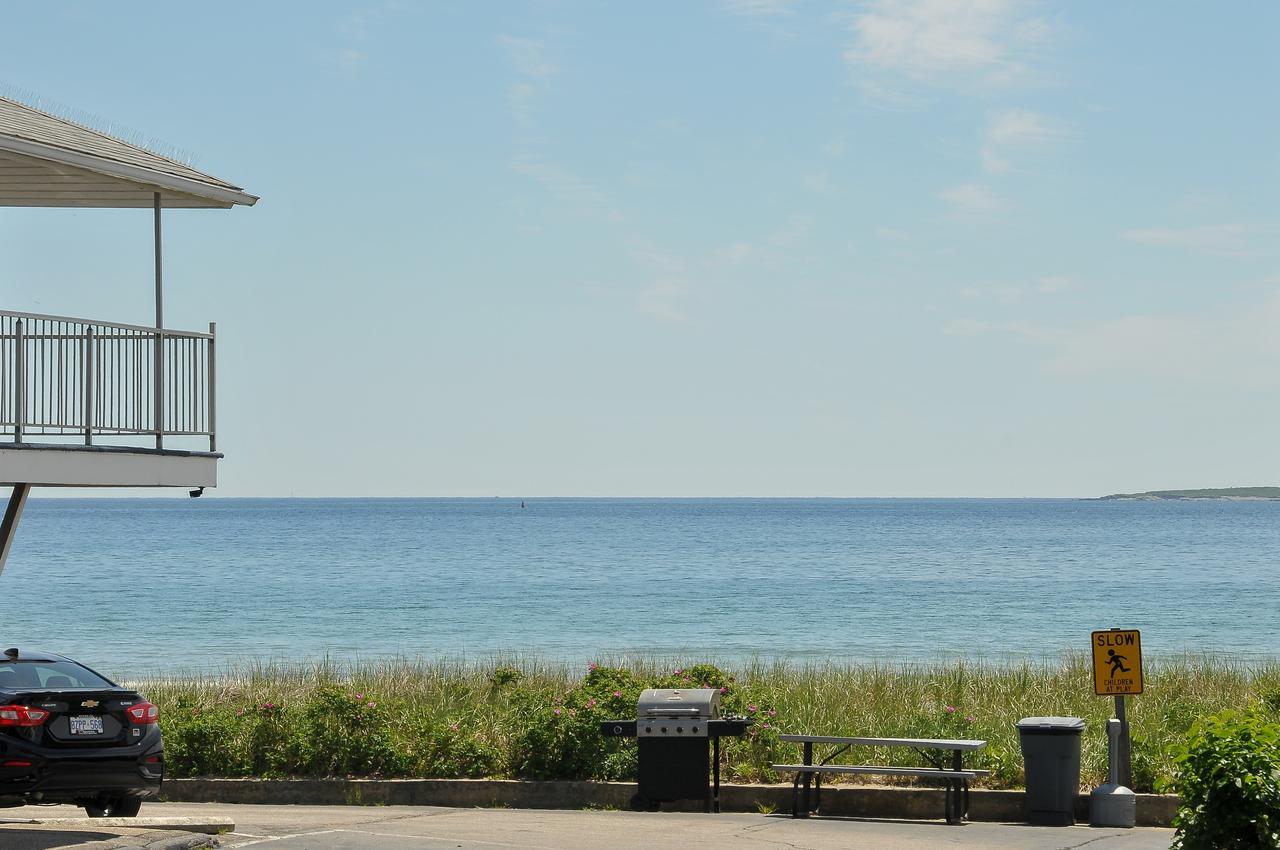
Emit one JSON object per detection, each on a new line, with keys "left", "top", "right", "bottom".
{"left": 0, "top": 647, "right": 163, "bottom": 817}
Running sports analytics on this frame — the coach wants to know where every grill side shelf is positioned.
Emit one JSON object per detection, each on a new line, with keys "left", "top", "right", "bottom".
{"left": 600, "top": 719, "right": 638, "bottom": 737}
{"left": 707, "top": 718, "right": 753, "bottom": 736}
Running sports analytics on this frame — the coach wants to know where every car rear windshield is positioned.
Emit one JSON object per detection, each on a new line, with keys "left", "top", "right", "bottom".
{"left": 0, "top": 660, "right": 115, "bottom": 690}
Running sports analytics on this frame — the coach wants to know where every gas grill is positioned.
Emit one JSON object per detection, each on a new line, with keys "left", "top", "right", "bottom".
{"left": 600, "top": 688, "right": 752, "bottom": 812}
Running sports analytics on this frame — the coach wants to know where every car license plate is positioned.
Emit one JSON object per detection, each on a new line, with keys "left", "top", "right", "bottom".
{"left": 69, "top": 715, "right": 104, "bottom": 735}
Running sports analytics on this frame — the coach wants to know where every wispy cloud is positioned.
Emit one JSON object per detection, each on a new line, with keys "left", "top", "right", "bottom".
{"left": 1122, "top": 223, "right": 1265, "bottom": 259}
{"left": 510, "top": 154, "right": 605, "bottom": 210}
{"left": 637, "top": 276, "right": 692, "bottom": 324}
{"left": 846, "top": 0, "right": 1052, "bottom": 99}
{"left": 941, "top": 182, "right": 1010, "bottom": 216}
{"left": 945, "top": 286, "right": 1280, "bottom": 387}
{"left": 721, "top": 0, "right": 799, "bottom": 14}
{"left": 497, "top": 34, "right": 558, "bottom": 125}
{"left": 338, "top": 48, "right": 364, "bottom": 71}
{"left": 630, "top": 243, "right": 693, "bottom": 324}
{"left": 496, "top": 34, "right": 558, "bottom": 78}
{"left": 981, "top": 109, "right": 1066, "bottom": 172}
{"left": 958, "top": 275, "right": 1076, "bottom": 304}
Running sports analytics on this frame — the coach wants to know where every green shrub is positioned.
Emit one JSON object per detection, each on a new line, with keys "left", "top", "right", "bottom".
{"left": 406, "top": 719, "right": 502, "bottom": 777}
{"left": 145, "top": 654, "right": 1280, "bottom": 789}
{"left": 509, "top": 663, "right": 641, "bottom": 780}
{"left": 284, "top": 684, "right": 409, "bottom": 777}
{"left": 161, "top": 698, "right": 248, "bottom": 777}
{"left": 1172, "top": 708, "right": 1280, "bottom": 850}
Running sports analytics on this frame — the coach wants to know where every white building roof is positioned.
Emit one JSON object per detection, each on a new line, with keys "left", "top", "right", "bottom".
{"left": 0, "top": 95, "right": 257, "bottom": 208}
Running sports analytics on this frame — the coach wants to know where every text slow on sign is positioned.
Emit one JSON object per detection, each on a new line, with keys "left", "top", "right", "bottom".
{"left": 1092, "top": 629, "right": 1143, "bottom": 695}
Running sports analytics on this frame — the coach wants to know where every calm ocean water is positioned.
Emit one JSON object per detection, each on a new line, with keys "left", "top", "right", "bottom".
{"left": 2, "top": 498, "right": 1278, "bottom": 677}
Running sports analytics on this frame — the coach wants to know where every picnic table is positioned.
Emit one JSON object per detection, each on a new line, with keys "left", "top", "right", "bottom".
{"left": 772, "top": 734, "right": 989, "bottom": 824}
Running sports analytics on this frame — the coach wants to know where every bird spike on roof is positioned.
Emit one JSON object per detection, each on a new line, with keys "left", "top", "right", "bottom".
{"left": 0, "top": 94, "right": 257, "bottom": 209}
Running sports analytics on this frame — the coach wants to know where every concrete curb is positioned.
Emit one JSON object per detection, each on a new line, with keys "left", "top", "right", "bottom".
{"left": 0, "top": 816, "right": 232, "bottom": 835}
{"left": 160, "top": 779, "right": 1178, "bottom": 827}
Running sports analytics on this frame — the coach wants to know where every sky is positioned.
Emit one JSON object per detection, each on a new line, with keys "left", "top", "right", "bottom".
{"left": 1, "top": 1, "right": 1277, "bottom": 498}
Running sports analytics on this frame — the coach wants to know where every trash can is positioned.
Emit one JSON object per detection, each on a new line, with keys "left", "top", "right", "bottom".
{"left": 1017, "top": 716, "right": 1085, "bottom": 825}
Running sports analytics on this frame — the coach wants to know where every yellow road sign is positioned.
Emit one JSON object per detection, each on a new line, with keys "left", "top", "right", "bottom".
{"left": 1092, "top": 629, "right": 1142, "bottom": 695}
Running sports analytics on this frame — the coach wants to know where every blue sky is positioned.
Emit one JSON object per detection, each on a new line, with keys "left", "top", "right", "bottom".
{"left": 2, "top": 1, "right": 1277, "bottom": 497}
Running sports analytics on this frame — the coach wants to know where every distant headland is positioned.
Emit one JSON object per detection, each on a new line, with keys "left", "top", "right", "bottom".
{"left": 1096, "top": 487, "right": 1280, "bottom": 501}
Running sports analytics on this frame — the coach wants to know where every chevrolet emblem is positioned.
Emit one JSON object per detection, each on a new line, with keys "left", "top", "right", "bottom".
{"left": 81, "top": 700, "right": 100, "bottom": 708}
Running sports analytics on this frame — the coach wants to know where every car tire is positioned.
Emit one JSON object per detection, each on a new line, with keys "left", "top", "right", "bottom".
{"left": 83, "top": 797, "right": 142, "bottom": 818}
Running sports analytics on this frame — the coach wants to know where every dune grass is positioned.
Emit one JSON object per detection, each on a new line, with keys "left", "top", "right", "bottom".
{"left": 140, "top": 653, "right": 1280, "bottom": 792}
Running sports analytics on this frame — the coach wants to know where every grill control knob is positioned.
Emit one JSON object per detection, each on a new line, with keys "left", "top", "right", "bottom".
{"left": 661, "top": 727, "right": 667, "bottom": 733}
{"left": 676, "top": 727, "right": 683, "bottom": 733}
{"left": 692, "top": 726, "right": 699, "bottom": 733}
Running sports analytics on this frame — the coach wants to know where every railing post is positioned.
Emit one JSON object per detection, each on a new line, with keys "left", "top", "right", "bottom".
{"left": 153, "top": 327, "right": 164, "bottom": 449}
{"left": 83, "top": 326, "right": 95, "bottom": 445}
{"left": 207, "top": 322, "right": 217, "bottom": 453}
{"left": 13, "top": 319, "right": 24, "bottom": 444}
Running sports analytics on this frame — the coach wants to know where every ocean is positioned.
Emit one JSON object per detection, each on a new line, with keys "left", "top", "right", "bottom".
{"left": 2, "top": 498, "right": 1277, "bottom": 677}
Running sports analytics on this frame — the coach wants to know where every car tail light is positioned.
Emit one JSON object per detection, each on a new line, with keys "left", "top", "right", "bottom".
{"left": 126, "top": 702, "right": 159, "bottom": 725}
{"left": 2, "top": 760, "right": 33, "bottom": 768}
{"left": 0, "top": 705, "right": 49, "bottom": 727}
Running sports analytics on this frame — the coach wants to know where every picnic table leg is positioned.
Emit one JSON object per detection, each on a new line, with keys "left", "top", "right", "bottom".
{"left": 948, "top": 749, "right": 964, "bottom": 825}
{"left": 800, "top": 741, "right": 813, "bottom": 818}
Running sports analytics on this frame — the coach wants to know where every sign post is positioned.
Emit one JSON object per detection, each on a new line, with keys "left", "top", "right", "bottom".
{"left": 1091, "top": 628, "right": 1142, "bottom": 790}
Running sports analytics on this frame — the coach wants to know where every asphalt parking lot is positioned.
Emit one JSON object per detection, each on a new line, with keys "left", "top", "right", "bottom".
{"left": 1, "top": 802, "right": 1175, "bottom": 849}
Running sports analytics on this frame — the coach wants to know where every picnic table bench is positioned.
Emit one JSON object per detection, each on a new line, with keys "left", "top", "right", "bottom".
{"left": 772, "top": 734, "right": 988, "bottom": 825}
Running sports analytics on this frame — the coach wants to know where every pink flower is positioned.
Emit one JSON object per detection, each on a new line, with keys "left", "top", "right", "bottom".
{"left": 719, "top": 687, "right": 727, "bottom": 694}
{"left": 355, "top": 693, "right": 364, "bottom": 700}
{"left": 449, "top": 723, "right": 459, "bottom": 731}
{"left": 613, "top": 690, "right": 622, "bottom": 698}
{"left": 747, "top": 704, "right": 758, "bottom": 713}
{"left": 675, "top": 668, "right": 683, "bottom": 675}
{"left": 701, "top": 682, "right": 709, "bottom": 688}
{"left": 554, "top": 708, "right": 562, "bottom": 716}
{"left": 367, "top": 701, "right": 377, "bottom": 709}
{"left": 965, "top": 715, "right": 976, "bottom": 723}
{"left": 944, "top": 705, "right": 956, "bottom": 714}
{"left": 767, "top": 709, "right": 776, "bottom": 717}
{"left": 587, "top": 698, "right": 597, "bottom": 708}
{"left": 236, "top": 709, "right": 245, "bottom": 717}
{"left": 588, "top": 662, "right": 598, "bottom": 670}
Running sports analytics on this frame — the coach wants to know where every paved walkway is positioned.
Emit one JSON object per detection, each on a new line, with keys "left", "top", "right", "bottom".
{"left": 2, "top": 803, "right": 1175, "bottom": 849}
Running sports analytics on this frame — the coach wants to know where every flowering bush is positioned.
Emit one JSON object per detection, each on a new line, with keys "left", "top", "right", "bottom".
{"left": 509, "top": 664, "right": 641, "bottom": 780}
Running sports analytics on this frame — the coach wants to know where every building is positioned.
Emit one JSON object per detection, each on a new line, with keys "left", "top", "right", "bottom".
{"left": 0, "top": 95, "right": 257, "bottom": 575}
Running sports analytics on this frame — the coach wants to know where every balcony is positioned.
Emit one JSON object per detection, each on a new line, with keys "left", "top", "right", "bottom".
{"left": 0, "top": 310, "right": 220, "bottom": 488}
{"left": 0, "top": 93, "right": 257, "bottom": 574}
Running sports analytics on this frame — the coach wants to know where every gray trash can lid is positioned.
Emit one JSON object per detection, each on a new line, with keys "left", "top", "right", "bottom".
{"left": 1017, "top": 716, "right": 1085, "bottom": 734}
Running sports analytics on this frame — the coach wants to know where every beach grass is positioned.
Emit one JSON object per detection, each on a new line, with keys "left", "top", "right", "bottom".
{"left": 140, "top": 654, "right": 1280, "bottom": 792}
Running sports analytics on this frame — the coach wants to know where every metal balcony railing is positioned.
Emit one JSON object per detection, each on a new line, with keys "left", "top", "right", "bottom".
{"left": 0, "top": 310, "right": 216, "bottom": 452}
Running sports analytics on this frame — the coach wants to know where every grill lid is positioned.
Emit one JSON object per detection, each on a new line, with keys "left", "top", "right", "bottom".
{"left": 637, "top": 688, "right": 720, "bottom": 719}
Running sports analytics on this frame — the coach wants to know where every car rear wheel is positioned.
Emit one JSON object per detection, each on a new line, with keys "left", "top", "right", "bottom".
{"left": 83, "top": 797, "right": 142, "bottom": 818}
